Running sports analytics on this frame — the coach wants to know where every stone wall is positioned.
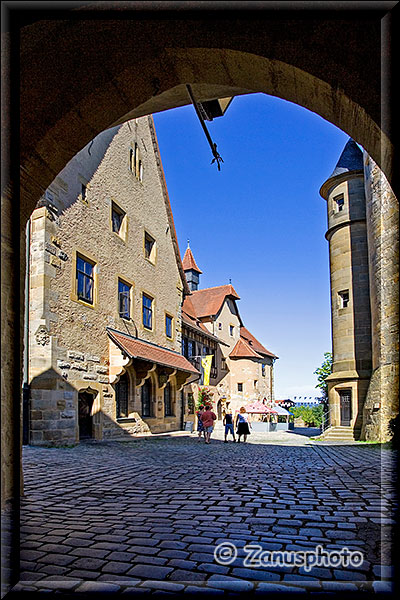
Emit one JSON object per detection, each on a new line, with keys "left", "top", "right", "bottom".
{"left": 362, "top": 156, "right": 399, "bottom": 441}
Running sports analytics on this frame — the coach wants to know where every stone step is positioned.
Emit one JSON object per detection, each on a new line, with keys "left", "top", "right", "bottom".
{"left": 320, "top": 427, "right": 356, "bottom": 441}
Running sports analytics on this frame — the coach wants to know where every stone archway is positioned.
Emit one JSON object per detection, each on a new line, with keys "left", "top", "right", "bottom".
{"left": 1, "top": 0, "right": 399, "bottom": 535}
{"left": 14, "top": 6, "right": 398, "bottom": 225}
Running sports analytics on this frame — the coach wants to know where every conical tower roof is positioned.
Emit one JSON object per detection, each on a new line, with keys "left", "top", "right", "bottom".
{"left": 182, "top": 245, "right": 202, "bottom": 274}
{"left": 329, "top": 139, "right": 363, "bottom": 179}
{"left": 320, "top": 139, "right": 364, "bottom": 199}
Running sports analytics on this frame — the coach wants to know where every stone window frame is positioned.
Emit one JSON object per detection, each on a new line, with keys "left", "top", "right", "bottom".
{"left": 77, "top": 174, "right": 90, "bottom": 204}
{"left": 130, "top": 142, "right": 144, "bottom": 183}
{"left": 261, "top": 363, "right": 266, "bottom": 377}
{"left": 142, "top": 290, "right": 155, "bottom": 332}
{"left": 117, "top": 276, "right": 134, "bottom": 321}
{"left": 165, "top": 312, "right": 174, "bottom": 340}
{"left": 143, "top": 229, "right": 157, "bottom": 265}
{"left": 115, "top": 369, "right": 136, "bottom": 421}
{"left": 71, "top": 249, "right": 98, "bottom": 309}
{"left": 338, "top": 289, "right": 350, "bottom": 309}
{"left": 141, "top": 377, "right": 154, "bottom": 418}
{"left": 333, "top": 193, "right": 345, "bottom": 213}
{"left": 110, "top": 199, "right": 128, "bottom": 242}
{"left": 164, "top": 381, "right": 175, "bottom": 417}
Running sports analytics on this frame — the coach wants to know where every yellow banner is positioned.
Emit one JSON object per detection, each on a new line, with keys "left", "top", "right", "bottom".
{"left": 201, "top": 355, "right": 213, "bottom": 386}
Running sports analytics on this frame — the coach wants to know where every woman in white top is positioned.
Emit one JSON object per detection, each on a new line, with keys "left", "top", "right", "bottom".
{"left": 235, "top": 407, "right": 251, "bottom": 443}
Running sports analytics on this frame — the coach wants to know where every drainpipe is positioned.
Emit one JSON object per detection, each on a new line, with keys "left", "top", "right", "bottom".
{"left": 22, "top": 218, "right": 30, "bottom": 445}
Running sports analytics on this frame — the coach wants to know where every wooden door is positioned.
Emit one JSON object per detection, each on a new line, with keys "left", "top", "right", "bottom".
{"left": 339, "top": 390, "right": 352, "bottom": 426}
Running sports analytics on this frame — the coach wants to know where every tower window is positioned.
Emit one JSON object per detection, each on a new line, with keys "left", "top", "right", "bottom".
{"left": 238, "top": 383, "right": 243, "bottom": 392}
{"left": 338, "top": 290, "right": 350, "bottom": 309}
{"left": 230, "top": 325, "right": 234, "bottom": 336}
{"left": 334, "top": 194, "right": 345, "bottom": 212}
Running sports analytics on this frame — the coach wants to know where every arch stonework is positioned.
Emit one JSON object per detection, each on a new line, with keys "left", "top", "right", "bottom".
{"left": 1, "top": 7, "right": 399, "bottom": 516}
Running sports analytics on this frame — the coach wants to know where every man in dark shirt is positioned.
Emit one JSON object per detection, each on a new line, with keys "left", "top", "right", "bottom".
{"left": 223, "top": 409, "right": 236, "bottom": 443}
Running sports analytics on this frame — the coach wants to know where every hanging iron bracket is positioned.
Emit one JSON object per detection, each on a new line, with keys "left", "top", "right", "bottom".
{"left": 186, "top": 84, "right": 224, "bottom": 171}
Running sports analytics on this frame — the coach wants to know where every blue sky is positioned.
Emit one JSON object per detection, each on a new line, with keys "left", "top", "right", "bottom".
{"left": 153, "top": 93, "right": 349, "bottom": 399}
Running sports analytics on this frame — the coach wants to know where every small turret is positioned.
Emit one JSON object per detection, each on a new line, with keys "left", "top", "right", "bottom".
{"left": 182, "top": 242, "right": 202, "bottom": 291}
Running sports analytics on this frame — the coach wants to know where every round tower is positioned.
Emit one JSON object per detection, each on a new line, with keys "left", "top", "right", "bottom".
{"left": 320, "top": 139, "right": 372, "bottom": 439}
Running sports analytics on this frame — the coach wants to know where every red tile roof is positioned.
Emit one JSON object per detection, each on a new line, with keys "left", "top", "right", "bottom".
{"left": 107, "top": 329, "right": 199, "bottom": 374}
{"left": 240, "top": 326, "right": 278, "bottom": 359}
{"left": 181, "top": 297, "right": 221, "bottom": 341}
{"left": 189, "top": 285, "right": 240, "bottom": 318}
{"left": 182, "top": 247, "right": 202, "bottom": 273}
{"left": 229, "top": 336, "right": 263, "bottom": 359}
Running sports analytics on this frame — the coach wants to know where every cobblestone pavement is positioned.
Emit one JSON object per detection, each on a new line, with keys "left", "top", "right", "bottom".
{"left": 10, "top": 427, "right": 396, "bottom": 596}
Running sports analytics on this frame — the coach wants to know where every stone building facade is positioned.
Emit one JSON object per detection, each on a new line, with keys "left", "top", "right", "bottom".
{"left": 26, "top": 116, "right": 198, "bottom": 445}
{"left": 320, "top": 140, "right": 399, "bottom": 441}
{"left": 181, "top": 247, "right": 277, "bottom": 422}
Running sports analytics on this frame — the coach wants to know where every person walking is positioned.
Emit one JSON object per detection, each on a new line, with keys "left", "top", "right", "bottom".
{"left": 196, "top": 405, "right": 205, "bottom": 441}
{"left": 235, "top": 407, "right": 251, "bottom": 443}
{"left": 201, "top": 404, "right": 217, "bottom": 444}
{"left": 223, "top": 409, "right": 236, "bottom": 443}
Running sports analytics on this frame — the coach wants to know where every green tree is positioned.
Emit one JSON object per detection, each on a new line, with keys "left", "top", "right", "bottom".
{"left": 291, "top": 404, "right": 324, "bottom": 427}
{"left": 313, "top": 352, "right": 332, "bottom": 401}
{"left": 311, "top": 404, "right": 324, "bottom": 427}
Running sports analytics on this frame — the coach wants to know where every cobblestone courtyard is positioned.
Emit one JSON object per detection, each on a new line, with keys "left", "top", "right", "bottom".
{"left": 10, "top": 428, "right": 396, "bottom": 595}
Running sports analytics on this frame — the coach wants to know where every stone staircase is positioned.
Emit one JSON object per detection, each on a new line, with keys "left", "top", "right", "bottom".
{"left": 319, "top": 425, "right": 359, "bottom": 441}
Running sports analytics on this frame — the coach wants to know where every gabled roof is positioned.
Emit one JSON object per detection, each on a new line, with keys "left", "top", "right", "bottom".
{"left": 107, "top": 328, "right": 199, "bottom": 374}
{"left": 182, "top": 246, "right": 202, "bottom": 274}
{"left": 240, "top": 326, "right": 278, "bottom": 359}
{"left": 181, "top": 297, "right": 225, "bottom": 343}
{"left": 189, "top": 285, "right": 240, "bottom": 319}
{"left": 229, "top": 336, "right": 264, "bottom": 359}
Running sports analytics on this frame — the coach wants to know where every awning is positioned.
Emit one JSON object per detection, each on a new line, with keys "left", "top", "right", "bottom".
{"left": 271, "top": 404, "right": 291, "bottom": 416}
{"left": 107, "top": 328, "right": 200, "bottom": 374}
{"left": 245, "top": 400, "right": 277, "bottom": 414}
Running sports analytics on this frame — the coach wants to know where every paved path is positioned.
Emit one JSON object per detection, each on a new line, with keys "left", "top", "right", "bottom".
{"left": 10, "top": 428, "right": 396, "bottom": 595}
